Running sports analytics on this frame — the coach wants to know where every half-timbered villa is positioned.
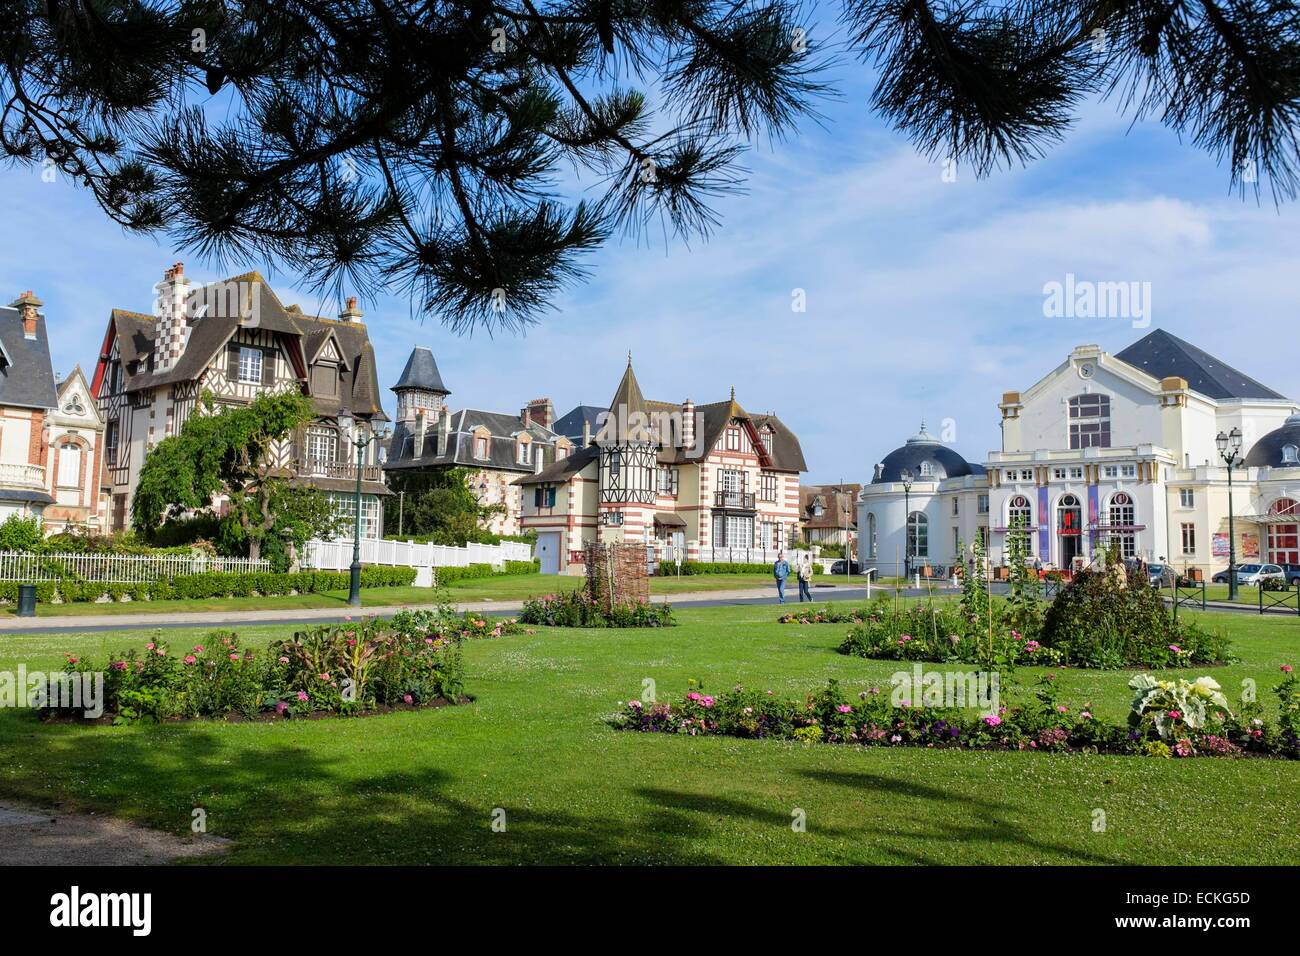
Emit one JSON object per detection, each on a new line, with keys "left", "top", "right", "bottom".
{"left": 92, "top": 264, "right": 389, "bottom": 536}
{"left": 382, "top": 345, "right": 572, "bottom": 536}
{"left": 516, "top": 357, "right": 806, "bottom": 574}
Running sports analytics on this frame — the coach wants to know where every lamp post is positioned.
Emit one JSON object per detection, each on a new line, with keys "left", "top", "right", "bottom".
{"left": 1215, "top": 427, "right": 1243, "bottom": 601}
{"left": 901, "top": 467, "right": 915, "bottom": 578}
{"left": 337, "top": 408, "right": 389, "bottom": 607}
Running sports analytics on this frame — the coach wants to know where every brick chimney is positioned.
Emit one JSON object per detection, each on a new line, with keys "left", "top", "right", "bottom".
{"left": 521, "top": 406, "right": 531, "bottom": 428}
{"left": 681, "top": 398, "right": 695, "bottom": 450}
{"left": 11, "top": 291, "right": 43, "bottom": 339}
{"left": 525, "top": 398, "right": 554, "bottom": 429}
{"left": 414, "top": 411, "right": 426, "bottom": 458}
{"left": 153, "top": 262, "right": 191, "bottom": 373}
{"left": 438, "top": 408, "right": 451, "bottom": 451}
{"left": 339, "top": 296, "right": 363, "bottom": 322}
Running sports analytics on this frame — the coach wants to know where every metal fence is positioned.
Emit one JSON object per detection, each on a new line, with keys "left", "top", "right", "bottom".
{"left": 0, "top": 550, "right": 271, "bottom": 583}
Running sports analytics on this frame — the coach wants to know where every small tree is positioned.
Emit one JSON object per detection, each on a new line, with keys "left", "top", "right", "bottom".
{"left": 958, "top": 532, "right": 990, "bottom": 626}
{"left": 132, "top": 390, "right": 343, "bottom": 564}
{"left": 386, "top": 468, "right": 505, "bottom": 545}
{"left": 1005, "top": 513, "right": 1042, "bottom": 638}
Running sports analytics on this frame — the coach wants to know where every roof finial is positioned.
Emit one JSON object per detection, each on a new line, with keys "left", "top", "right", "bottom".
{"left": 627, "top": 350, "right": 632, "bottom": 367}
{"left": 730, "top": 385, "right": 735, "bottom": 401}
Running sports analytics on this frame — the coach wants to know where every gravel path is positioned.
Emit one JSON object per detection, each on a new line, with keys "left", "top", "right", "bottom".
{"left": 0, "top": 802, "right": 229, "bottom": 865}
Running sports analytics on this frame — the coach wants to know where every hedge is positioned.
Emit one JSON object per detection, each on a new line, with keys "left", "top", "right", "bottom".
{"left": 665, "top": 560, "right": 823, "bottom": 576}
{"left": 0, "top": 566, "right": 417, "bottom": 606}
{"left": 433, "top": 560, "right": 539, "bottom": 586}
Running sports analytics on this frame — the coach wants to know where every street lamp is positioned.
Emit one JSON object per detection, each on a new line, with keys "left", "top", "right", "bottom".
{"left": 900, "top": 467, "right": 915, "bottom": 578}
{"left": 1215, "top": 427, "right": 1244, "bottom": 601}
{"left": 337, "top": 408, "right": 390, "bottom": 607}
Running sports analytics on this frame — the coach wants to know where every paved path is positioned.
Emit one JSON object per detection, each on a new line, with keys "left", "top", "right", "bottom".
{"left": 0, "top": 801, "right": 227, "bottom": 865}
{"left": 0, "top": 583, "right": 900, "bottom": 634}
{"left": 2, "top": 581, "right": 1273, "bottom": 634}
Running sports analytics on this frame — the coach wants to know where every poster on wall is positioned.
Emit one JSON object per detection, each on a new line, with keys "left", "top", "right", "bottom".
{"left": 1212, "top": 532, "right": 1229, "bottom": 557}
{"left": 1241, "top": 532, "right": 1259, "bottom": 559}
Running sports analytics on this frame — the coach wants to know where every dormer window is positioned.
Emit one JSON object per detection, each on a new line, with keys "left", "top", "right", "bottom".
{"left": 919, "top": 461, "right": 934, "bottom": 477}
{"left": 311, "top": 361, "right": 338, "bottom": 397}
{"left": 761, "top": 426, "right": 773, "bottom": 456}
{"left": 474, "top": 433, "right": 489, "bottom": 459}
{"left": 1284, "top": 444, "right": 1299, "bottom": 464}
{"left": 237, "top": 346, "right": 263, "bottom": 384}
{"left": 517, "top": 436, "right": 532, "bottom": 465}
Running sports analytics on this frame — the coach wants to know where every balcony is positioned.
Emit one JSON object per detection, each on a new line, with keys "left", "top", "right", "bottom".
{"left": 714, "top": 490, "right": 756, "bottom": 511}
{"left": 0, "top": 462, "right": 45, "bottom": 489}
{"left": 293, "top": 459, "right": 384, "bottom": 483}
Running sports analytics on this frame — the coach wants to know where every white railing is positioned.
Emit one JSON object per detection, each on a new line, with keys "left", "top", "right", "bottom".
{"left": 0, "top": 462, "right": 45, "bottom": 488}
{"left": 302, "top": 538, "right": 534, "bottom": 587}
{"left": 0, "top": 550, "right": 271, "bottom": 583}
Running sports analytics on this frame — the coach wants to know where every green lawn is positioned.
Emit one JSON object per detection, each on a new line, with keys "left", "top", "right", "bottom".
{"left": 0, "top": 604, "right": 1297, "bottom": 864}
{"left": 3, "top": 572, "right": 873, "bottom": 617}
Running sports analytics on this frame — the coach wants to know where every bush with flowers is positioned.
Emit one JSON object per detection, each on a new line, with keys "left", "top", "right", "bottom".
{"left": 49, "top": 619, "right": 469, "bottom": 723}
{"left": 389, "top": 606, "right": 529, "bottom": 642}
{"left": 518, "top": 589, "right": 676, "bottom": 628}
{"left": 614, "top": 665, "right": 1300, "bottom": 759}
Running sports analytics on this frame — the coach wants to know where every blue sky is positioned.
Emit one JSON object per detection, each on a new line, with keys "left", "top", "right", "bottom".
{"left": 3, "top": 44, "right": 1298, "bottom": 484}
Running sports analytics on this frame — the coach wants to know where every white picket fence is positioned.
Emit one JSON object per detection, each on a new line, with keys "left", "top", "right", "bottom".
{"left": 0, "top": 550, "right": 271, "bottom": 583}
{"left": 302, "top": 538, "right": 534, "bottom": 587}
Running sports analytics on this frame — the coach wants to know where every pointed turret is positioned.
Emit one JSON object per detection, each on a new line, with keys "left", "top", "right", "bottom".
{"left": 392, "top": 346, "right": 450, "bottom": 423}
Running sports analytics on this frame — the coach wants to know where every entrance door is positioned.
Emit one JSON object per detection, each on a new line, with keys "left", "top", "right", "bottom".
{"left": 1058, "top": 494, "right": 1083, "bottom": 568}
{"left": 537, "top": 532, "right": 561, "bottom": 574}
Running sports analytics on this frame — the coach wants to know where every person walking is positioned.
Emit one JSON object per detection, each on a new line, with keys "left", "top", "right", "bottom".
{"left": 773, "top": 551, "right": 791, "bottom": 604}
{"left": 797, "top": 553, "right": 814, "bottom": 602}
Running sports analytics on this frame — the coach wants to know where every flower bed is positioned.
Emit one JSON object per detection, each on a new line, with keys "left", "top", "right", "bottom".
{"left": 47, "top": 617, "right": 467, "bottom": 724}
{"left": 389, "top": 607, "right": 530, "bottom": 640}
{"left": 613, "top": 667, "right": 1300, "bottom": 758}
{"left": 519, "top": 590, "right": 676, "bottom": 628}
{"left": 778, "top": 603, "right": 875, "bottom": 624}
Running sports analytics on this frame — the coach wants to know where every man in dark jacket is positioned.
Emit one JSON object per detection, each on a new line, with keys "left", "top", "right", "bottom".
{"left": 773, "top": 551, "right": 791, "bottom": 604}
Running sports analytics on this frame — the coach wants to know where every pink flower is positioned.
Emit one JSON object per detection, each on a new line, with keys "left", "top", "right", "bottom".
{"left": 275, "top": 701, "right": 288, "bottom": 715}
{"left": 1081, "top": 711, "right": 1093, "bottom": 719}
{"left": 145, "top": 642, "right": 156, "bottom": 651}
{"left": 1283, "top": 665, "right": 1294, "bottom": 673}
{"left": 297, "top": 691, "right": 309, "bottom": 702}
{"left": 318, "top": 672, "right": 331, "bottom": 682}
{"left": 701, "top": 696, "right": 715, "bottom": 708}
{"left": 1010, "top": 630, "right": 1021, "bottom": 641}
{"left": 1168, "top": 644, "right": 1182, "bottom": 653}
{"left": 424, "top": 637, "right": 435, "bottom": 645}
{"left": 229, "top": 652, "right": 239, "bottom": 661}
{"left": 155, "top": 649, "right": 166, "bottom": 656}
{"left": 1167, "top": 710, "right": 1182, "bottom": 719}
{"left": 889, "top": 734, "right": 902, "bottom": 743}
{"left": 687, "top": 692, "right": 701, "bottom": 701}
{"left": 982, "top": 715, "right": 1002, "bottom": 727}
{"left": 111, "top": 660, "right": 127, "bottom": 671}
{"left": 1024, "top": 641, "right": 1041, "bottom": 652}
{"left": 628, "top": 699, "right": 642, "bottom": 709}
{"left": 184, "top": 655, "right": 196, "bottom": 665}
{"left": 193, "top": 645, "right": 204, "bottom": 653}
{"left": 403, "top": 694, "right": 414, "bottom": 704}
{"left": 837, "top": 705, "right": 852, "bottom": 714}
{"left": 279, "top": 656, "right": 290, "bottom": 664}
{"left": 1057, "top": 706, "right": 1068, "bottom": 714}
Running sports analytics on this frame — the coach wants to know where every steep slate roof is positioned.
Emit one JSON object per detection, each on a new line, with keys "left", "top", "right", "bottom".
{"left": 552, "top": 404, "right": 606, "bottom": 441}
{"left": 99, "top": 273, "right": 386, "bottom": 418}
{"left": 385, "top": 408, "right": 561, "bottom": 474}
{"left": 393, "top": 346, "right": 449, "bottom": 394}
{"left": 516, "top": 443, "right": 599, "bottom": 485}
{"left": 1115, "top": 329, "right": 1288, "bottom": 401}
{"left": 0, "top": 303, "right": 58, "bottom": 410}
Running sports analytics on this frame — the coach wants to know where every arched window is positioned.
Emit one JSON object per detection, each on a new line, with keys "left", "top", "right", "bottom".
{"left": 865, "top": 512, "right": 877, "bottom": 558}
{"left": 919, "top": 461, "right": 934, "bottom": 477}
{"left": 56, "top": 442, "right": 81, "bottom": 488}
{"left": 1068, "top": 393, "right": 1111, "bottom": 449}
{"left": 1108, "top": 491, "right": 1136, "bottom": 559}
{"left": 1008, "top": 494, "right": 1032, "bottom": 528}
{"left": 1283, "top": 444, "right": 1299, "bottom": 464}
{"left": 1268, "top": 498, "right": 1299, "bottom": 564}
{"left": 907, "top": 511, "right": 928, "bottom": 559}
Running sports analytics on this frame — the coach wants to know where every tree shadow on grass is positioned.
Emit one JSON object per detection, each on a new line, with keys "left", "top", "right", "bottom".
{"left": 0, "top": 715, "right": 729, "bottom": 865}
{"left": 795, "top": 768, "right": 1124, "bottom": 865}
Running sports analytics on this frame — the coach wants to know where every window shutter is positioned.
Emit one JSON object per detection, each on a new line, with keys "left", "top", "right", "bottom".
{"left": 262, "top": 349, "right": 275, "bottom": 386}
{"left": 226, "top": 344, "right": 239, "bottom": 381}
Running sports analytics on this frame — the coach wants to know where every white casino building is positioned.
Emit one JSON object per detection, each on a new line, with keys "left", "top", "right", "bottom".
{"left": 858, "top": 329, "right": 1300, "bottom": 578}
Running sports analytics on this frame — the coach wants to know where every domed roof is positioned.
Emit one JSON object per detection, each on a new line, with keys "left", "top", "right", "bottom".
{"left": 872, "top": 423, "right": 984, "bottom": 484}
{"left": 1245, "top": 413, "right": 1300, "bottom": 468}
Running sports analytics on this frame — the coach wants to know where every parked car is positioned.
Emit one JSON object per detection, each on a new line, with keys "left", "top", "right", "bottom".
{"left": 1234, "top": 563, "right": 1286, "bottom": 586}
{"left": 829, "top": 559, "right": 861, "bottom": 575}
{"left": 1279, "top": 563, "right": 1300, "bottom": 585}
{"left": 1147, "top": 564, "right": 1176, "bottom": 587}
{"left": 1211, "top": 569, "right": 1231, "bottom": 584}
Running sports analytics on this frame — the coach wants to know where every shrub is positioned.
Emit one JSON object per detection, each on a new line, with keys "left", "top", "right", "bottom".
{"left": 669, "top": 560, "right": 822, "bottom": 576}
{"left": 1040, "top": 565, "right": 1231, "bottom": 667}
{"left": 389, "top": 605, "right": 529, "bottom": 641}
{"left": 519, "top": 590, "right": 676, "bottom": 627}
{"left": 434, "top": 560, "right": 539, "bottom": 586}
{"left": 1128, "top": 674, "right": 1232, "bottom": 739}
{"left": 49, "top": 618, "right": 469, "bottom": 723}
{"left": 0, "top": 514, "right": 44, "bottom": 552}
{"left": 838, "top": 602, "right": 1031, "bottom": 670}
